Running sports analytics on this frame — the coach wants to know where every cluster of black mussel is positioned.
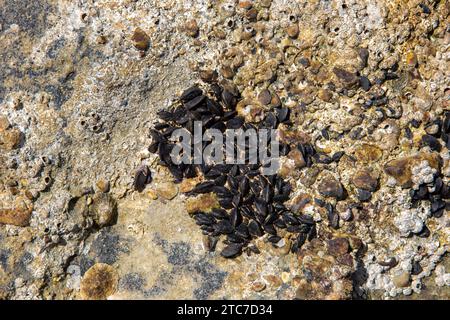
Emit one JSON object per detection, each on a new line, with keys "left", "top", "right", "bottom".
{"left": 410, "top": 110, "right": 450, "bottom": 238}
{"left": 146, "top": 84, "right": 317, "bottom": 258}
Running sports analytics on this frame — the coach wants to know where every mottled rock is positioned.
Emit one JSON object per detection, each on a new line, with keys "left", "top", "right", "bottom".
{"left": 352, "top": 169, "right": 378, "bottom": 191}
{"left": 80, "top": 263, "right": 118, "bottom": 300}
{"left": 333, "top": 67, "right": 358, "bottom": 89}
{"left": 327, "top": 238, "right": 350, "bottom": 256}
{"left": 318, "top": 177, "right": 345, "bottom": 200}
{"left": 354, "top": 144, "right": 383, "bottom": 163}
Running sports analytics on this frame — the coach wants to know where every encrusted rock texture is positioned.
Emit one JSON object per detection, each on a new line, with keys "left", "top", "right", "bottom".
{"left": 0, "top": 0, "right": 449, "bottom": 300}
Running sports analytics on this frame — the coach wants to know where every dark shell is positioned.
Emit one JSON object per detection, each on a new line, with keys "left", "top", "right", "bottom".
{"left": 133, "top": 165, "right": 152, "bottom": 192}
{"left": 239, "top": 176, "right": 250, "bottom": 195}
{"left": 211, "top": 208, "right": 229, "bottom": 220}
{"left": 248, "top": 220, "right": 263, "bottom": 237}
{"left": 262, "top": 223, "right": 277, "bottom": 235}
{"left": 220, "top": 243, "right": 243, "bottom": 258}
{"left": 357, "top": 189, "right": 372, "bottom": 202}
{"left": 417, "top": 225, "right": 430, "bottom": 238}
{"left": 297, "top": 214, "right": 314, "bottom": 225}
{"left": 190, "top": 181, "right": 215, "bottom": 194}
{"left": 215, "top": 220, "right": 234, "bottom": 234}
{"left": 327, "top": 204, "right": 340, "bottom": 229}
{"left": 219, "top": 197, "right": 234, "bottom": 209}
{"left": 421, "top": 134, "right": 441, "bottom": 152}
{"left": 185, "top": 94, "right": 206, "bottom": 110}
{"left": 214, "top": 175, "right": 227, "bottom": 186}
{"left": 226, "top": 116, "right": 244, "bottom": 129}
{"left": 275, "top": 107, "right": 290, "bottom": 123}
{"left": 235, "top": 223, "right": 250, "bottom": 239}
{"left": 206, "top": 99, "right": 224, "bottom": 116}
{"left": 148, "top": 141, "right": 159, "bottom": 153}
{"left": 230, "top": 208, "right": 242, "bottom": 227}
{"left": 180, "top": 86, "right": 203, "bottom": 102}
{"left": 268, "top": 235, "right": 281, "bottom": 243}
{"left": 332, "top": 151, "right": 345, "bottom": 162}
{"left": 221, "top": 90, "right": 237, "bottom": 109}
{"left": 255, "top": 198, "right": 268, "bottom": 216}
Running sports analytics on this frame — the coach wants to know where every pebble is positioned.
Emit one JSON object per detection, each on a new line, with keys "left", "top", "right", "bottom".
{"left": 288, "top": 148, "right": 306, "bottom": 169}
{"left": 352, "top": 169, "right": 378, "bottom": 191}
{"left": 258, "top": 89, "right": 272, "bottom": 105}
{"left": 286, "top": 24, "right": 299, "bottom": 38}
{"left": 327, "top": 238, "right": 350, "bottom": 256}
{"left": 90, "top": 193, "right": 118, "bottom": 228}
{"left": 333, "top": 67, "right": 359, "bottom": 89}
{"left": 251, "top": 281, "right": 266, "bottom": 292}
{"left": 317, "top": 88, "right": 333, "bottom": 102}
{"left": 80, "top": 263, "right": 118, "bottom": 300}
{"left": 392, "top": 271, "right": 411, "bottom": 288}
{"left": 359, "top": 76, "right": 371, "bottom": 91}
{"left": 131, "top": 28, "right": 150, "bottom": 51}
{"left": 281, "top": 272, "right": 290, "bottom": 283}
{"left": 263, "top": 274, "right": 282, "bottom": 288}
{"left": 155, "top": 181, "right": 179, "bottom": 200}
{"left": 318, "top": 177, "right": 345, "bottom": 200}
{"left": 95, "top": 179, "right": 110, "bottom": 193}
{"left": 185, "top": 19, "right": 199, "bottom": 37}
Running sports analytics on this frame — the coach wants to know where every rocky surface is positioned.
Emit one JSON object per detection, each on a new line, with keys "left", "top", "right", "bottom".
{"left": 0, "top": 0, "right": 449, "bottom": 300}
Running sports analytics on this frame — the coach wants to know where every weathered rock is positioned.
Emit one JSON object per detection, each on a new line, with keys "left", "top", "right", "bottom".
{"left": 0, "top": 198, "right": 33, "bottom": 227}
{"left": 263, "top": 274, "right": 282, "bottom": 288}
{"left": 0, "top": 128, "right": 22, "bottom": 150}
{"left": 286, "top": 24, "right": 299, "bottom": 38}
{"left": 287, "top": 148, "right": 306, "bottom": 169}
{"left": 353, "top": 144, "right": 383, "bottom": 163}
{"left": 80, "top": 263, "right": 118, "bottom": 300}
{"left": 384, "top": 153, "right": 441, "bottom": 188}
{"left": 185, "top": 193, "right": 220, "bottom": 214}
{"left": 0, "top": 116, "right": 10, "bottom": 132}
